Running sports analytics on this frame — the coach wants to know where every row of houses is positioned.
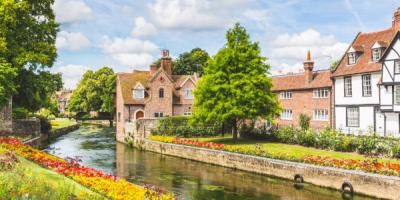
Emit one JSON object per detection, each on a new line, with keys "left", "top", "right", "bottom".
{"left": 116, "top": 8, "right": 400, "bottom": 139}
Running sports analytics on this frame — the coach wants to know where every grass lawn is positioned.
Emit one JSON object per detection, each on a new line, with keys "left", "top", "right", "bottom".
{"left": 50, "top": 118, "right": 77, "bottom": 130}
{"left": 0, "top": 148, "right": 105, "bottom": 199}
{"left": 190, "top": 136, "right": 400, "bottom": 164}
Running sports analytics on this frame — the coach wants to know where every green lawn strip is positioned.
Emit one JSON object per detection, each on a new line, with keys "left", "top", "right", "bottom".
{"left": 50, "top": 118, "right": 77, "bottom": 130}
{"left": 0, "top": 153, "right": 106, "bottom": 199}
{"left": 189, "top": 136, "right": 400, "bottom": 164}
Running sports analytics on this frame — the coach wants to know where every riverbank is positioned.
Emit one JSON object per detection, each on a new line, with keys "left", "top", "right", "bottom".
{"left": 0, "top": 137, "right": 174, "bottom": 200}
{"left": 137, "top": 138, "right": 400, "bottom": 199}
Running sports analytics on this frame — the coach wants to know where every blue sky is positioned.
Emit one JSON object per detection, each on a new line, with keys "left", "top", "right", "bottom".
{"left": 53, "top": 0, "right": 399, "bottom": 89}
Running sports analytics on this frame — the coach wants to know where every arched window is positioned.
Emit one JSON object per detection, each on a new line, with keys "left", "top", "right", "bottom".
{"left": 159, "top": 88, "right": 164, "bottom": 98}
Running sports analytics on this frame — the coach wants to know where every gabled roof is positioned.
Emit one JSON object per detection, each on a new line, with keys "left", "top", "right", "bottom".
{"left": 332, "top": 28, "right": 397, "bottom": 77}
{"left": 380, "top": 31, "right": 400, "bottom": 61}
{"left": 272, "top": 70, "right": 332, "bottom": 91}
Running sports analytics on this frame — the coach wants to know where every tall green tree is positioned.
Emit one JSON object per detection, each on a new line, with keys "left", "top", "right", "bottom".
{"left": 69, "top": 67, "right": 116, "bottom": 114}
{"left": 193, "top": 23, "right": 281, "bottom": 140}
{"left": 0, "top": 0, "right": 59, "bottom": 110}
{"left": 174, "top": 48, "right": 209, "bottom": 75}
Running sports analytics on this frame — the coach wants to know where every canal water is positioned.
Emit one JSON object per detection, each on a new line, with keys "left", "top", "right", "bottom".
{"left": 44, "top": 125, "right": 374, "bottom": 200}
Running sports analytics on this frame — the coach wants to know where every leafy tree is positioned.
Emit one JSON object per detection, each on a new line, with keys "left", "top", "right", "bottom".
{"left": 330, "top": 60, "right": 340, "bottom": 70}
{"left": 299, "top": 113, "right": 311, "bottom": 131}
{"left": 193, "top": 23, "right": 281, "bottom": 140}
{"left": 0, "top": 0, "right": 59, "bottom": 110}
{"left": 69, "top": 67, "right": 116, "bottom": 114}
{"left": 174, "top": 48, "right": 209, "bottom": 75}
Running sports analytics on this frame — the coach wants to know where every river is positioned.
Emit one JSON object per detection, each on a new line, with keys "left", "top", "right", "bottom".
{"left": 44, "top": 125, "right": 373, "bottom": 200}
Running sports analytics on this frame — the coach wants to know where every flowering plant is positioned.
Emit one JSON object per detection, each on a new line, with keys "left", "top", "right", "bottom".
{"left": 0, "top": 137, "right": 174, "bottom": 200}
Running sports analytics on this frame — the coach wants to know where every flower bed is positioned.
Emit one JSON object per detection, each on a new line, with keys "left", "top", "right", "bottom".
{"left": 0, "top": 137, "right": 174, "bottom": 200}
{"left": 149, "top": 136, "right": 400, "bottom": 177}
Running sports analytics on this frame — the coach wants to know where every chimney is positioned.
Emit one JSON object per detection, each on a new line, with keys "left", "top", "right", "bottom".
{"left": 150, "top": 64, "right": 157, "bottom": 75}
{"left": 393, "top": 7, "right": 400, "bottom": 30}
{"left": 304, "top": 50, "right": 314, "bottom": 84}
{"left": 161, "top": 49, "right": 172, "bottom": 75}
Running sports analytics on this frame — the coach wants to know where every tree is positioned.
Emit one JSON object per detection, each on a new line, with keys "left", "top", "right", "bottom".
{"left": 330, "top": 60, "right": 340, "bottom": 70}
{"left": 192, "top": 23, "right": 281, "bottom": 140}
{"left": 0, "top": 0, "right": 59, "bottom": 110}
{"left": 69, "top": 67, "right": 116, "bottom": 114}
{"left": 174, "top": 48, "right": 209, "bottom": 75}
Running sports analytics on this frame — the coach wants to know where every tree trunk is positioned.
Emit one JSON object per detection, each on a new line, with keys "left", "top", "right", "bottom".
{"left": 232, "top": 119, "right": 238, "bottom": 141}
{"left": 109, "top": 120, "right": 113, "bottom": 127}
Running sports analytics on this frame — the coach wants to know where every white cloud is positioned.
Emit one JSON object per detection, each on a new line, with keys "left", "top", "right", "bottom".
{"left": 148, "top": 0, "right": 254, "bottom": 30}
{"left": 131, "top": 17, "right": 158, "bottom": 37}
{"left": 55, "top": 65, "right": 92, "bottom": 89}
{"left": 268, "top": 29, "right": 348, "bottom": 75}
{"left": 54, "top": 0, "right": 93, "bottom": 23}
{"left": 100, "top": 36, "right": 159, "bottom": 69}
{"left": 56, "top": 31, "right": 91, "bottom": 51}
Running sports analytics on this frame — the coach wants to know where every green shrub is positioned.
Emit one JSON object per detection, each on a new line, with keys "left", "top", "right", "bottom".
{"left": 275, "top": 127, "right": 297, "bottom": 144}
{"left": 154, "top": 116, "right": 220, "bottom": 137}
{"left": 299, "top": 113, "right": 310, "bottom": 131}
{"left": 314, "top": 128, "right": 337, "bottom": 150}
{"left": 297, "top": 129, "right": 316, "bottom": 147}
{"left": 12, "top": 107, "right": 30, "bottom": 119}
{"left": 35, "top": 108, "right": 56, "bottom": 120}
{"left": 391, "top": 141, "right": 400, "bottom": 158}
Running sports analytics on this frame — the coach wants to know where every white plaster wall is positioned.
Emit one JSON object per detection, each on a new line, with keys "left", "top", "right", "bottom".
{"left": 334, "top": 73, "right": 380, "bottom": 105}
{"left": 385, "top": 113, "right": 399, "bottom": 137}
{"left": 335, "top": 106, "right": 375, "bottom": 134}
{"left": 376, "top": 112, "right": 385, "bottom": 136}
{"left": 380, "top": 85, "right": 393, "bottom": 106}
{"left": 383, "top": 38, "right": 400, "bottom": 82}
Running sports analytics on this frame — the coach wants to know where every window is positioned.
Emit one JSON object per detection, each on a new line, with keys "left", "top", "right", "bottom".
{"left": 372, "top": 48, "right": 381, "bottom": 61}
{"left": 313, "top": 88, "right": 329, "bottom": 98}
{"left": 395, "top": 86, "right": 400, "bottom": 105}
{"left": 154, "top": 112, "right": 164, "bottom": 118}
{"left": 348, "top": 52, "right": 356, "bottom": 65}
{"left": 346, "top": 107, "right": 359, "bottom": 127}
{"left": 133, "top": 89, "right": 144, "bottom": 99}
{"left": 184, "top": 89, "right": 194, "bottom": 99}
{"left": 183, "top": 112, "right": 192, "bottom": 116}
{"left": 159, "top": 88, "right": 164, "bottom": 98}
{"left": 313, "top": 109, "right": 328, "bottom": 121}
{"left": 395, "top": 60, "right": 400, "bottom": 74}
{"left": 280, "top": 109, "right": 293, "bottom": 120}
{"left": 362, "top": 74, "right": 372, "bottom": 97}
{"left": 279, "top": 91, "right": 292, "bottom": 99}
{"left": 118, "top": 112, "right": 121, "bottom": 122}
{"left": 344, "top": 76, "right": 352, "bottom": 97}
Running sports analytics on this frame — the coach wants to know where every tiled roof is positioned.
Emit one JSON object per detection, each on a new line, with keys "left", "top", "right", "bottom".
{"left": 332, "top": 27, "right": 397, "bottom": 77}
{"left": 272, "top": 70, "right": 332, "bottom": 91}
{"left": 117, "top": 70, "right": 195, "bottom": 105}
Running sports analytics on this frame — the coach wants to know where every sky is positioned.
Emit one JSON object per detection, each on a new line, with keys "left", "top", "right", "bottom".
{"left": 52, "top": 0, "right": 399, "bottom": 89}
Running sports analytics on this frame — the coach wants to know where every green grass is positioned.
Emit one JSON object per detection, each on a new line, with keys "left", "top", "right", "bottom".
{"left": 190, "top": 136, "right": 400, "bottom": 164}
{"left": 50, "top": 118, "right": 77, "bottom": 130}
{"left": 0, "top": 149, "right": 105, "bottom": 199}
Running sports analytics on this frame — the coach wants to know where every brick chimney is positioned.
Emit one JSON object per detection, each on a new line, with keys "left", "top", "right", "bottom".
{"left": 161, "top": 49, "right": 172, "bottom": 75}
{"left": 393, "top": 7, "right": 400, "bottom": 30}
{"left": 304, "top": 50, "right": 314, "bottom": 84}
{"left": 150, "top": 64, "right": 157, "bottom": 75}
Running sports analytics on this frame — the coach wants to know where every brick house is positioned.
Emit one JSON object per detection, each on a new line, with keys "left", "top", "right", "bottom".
{"left": 272, "top": 51, "right": 332, "bottom": 130}
{"left": 116, "top": 50, "right": 198, "bottom": 141}
{"left": 332, "top": 8, "right": 400, "bottom": 136}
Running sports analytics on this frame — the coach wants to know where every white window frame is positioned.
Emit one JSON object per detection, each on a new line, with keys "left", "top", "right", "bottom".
{"left": 395, "top": 86, "right": 400, "bottom": 105}
{"left": 372, "top": 48, "right": 381, "bottom": 61}
{"left": 154, "top": 112, "right": 164, "bottom": 118}
{"left": 348, "top": 52, "right": 356, "bottom": 65}
{"left": 346, "top": 107, "right": 359, "bottom": 127}
{"left": 279, "top": 91, "right": 292, "bottom": 99}
{"left": 395, "top": 60, "right": 400, "bottom": 74}
{"left": 313, "top": 88, "right": 329, "bottom": 98}
{"left": 362, "top": 74, "right": 372, "bottom": 97}
{"left": 344, "top": 76, "right": 352, "bottom": 97}
{"left": 313, "top": 109, "right": 329, "bottom": 121}
{"left": 184, "top": 89, "right": 194, "bottom": 99}
{"left": 280, "top": 109, "right": 293, "bottom": 120}
{"left": 133, "top": 89, "right": 144, "bottom": 99}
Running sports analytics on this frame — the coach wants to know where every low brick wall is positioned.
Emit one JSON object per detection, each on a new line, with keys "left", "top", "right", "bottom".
{"left": 135, "top": 139, "right": 400, "bottom": 199}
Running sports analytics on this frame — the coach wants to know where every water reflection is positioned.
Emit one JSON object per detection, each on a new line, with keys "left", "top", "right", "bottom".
{"left": 46, "top": 125, "right": 373, "bottom": 200}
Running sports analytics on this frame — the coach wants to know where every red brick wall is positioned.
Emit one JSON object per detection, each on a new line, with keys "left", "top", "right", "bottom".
{"left": 116, "top": 78, "right": 125, "bottom": 142}
{"left": 145, "top": 72, "right": 174, "bottom": 118}
{"left": 275, "top": 89, "right": 331, "bottom": 130}
{"left": 173, "top": 78, "right": 195, "bottom": 115}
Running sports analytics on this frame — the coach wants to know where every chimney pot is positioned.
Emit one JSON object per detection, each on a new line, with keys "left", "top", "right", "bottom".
{"left": 160, "top": 49, "right": 172, "bottom": 75}
{"left": 393, "top": 7, "right": 400, "bottom": 30}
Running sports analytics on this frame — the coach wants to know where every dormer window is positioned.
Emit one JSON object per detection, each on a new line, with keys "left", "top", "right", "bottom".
{"left": 133, "top": 83, "right": 145, "bottom": 99}
{"left": 372, "top": 48, "right": 382, "bottom": 61}
{"left": 348, "top": 52, "right": 356, "bottom": 65}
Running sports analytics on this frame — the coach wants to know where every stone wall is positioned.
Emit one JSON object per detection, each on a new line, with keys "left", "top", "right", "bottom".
{"left": 136, "top": 139, "right": 400, "bottom": 199}
{"left": 0, "top": 98, "right": 12, "bottom": 133}
{"left": 12, "top": 118, "right": 41, "bottom": 137}
{"left": 119, "top": 118, "right": 159, "bottom": 143}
